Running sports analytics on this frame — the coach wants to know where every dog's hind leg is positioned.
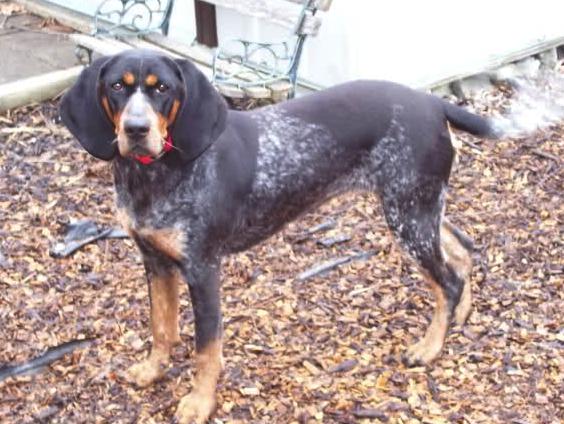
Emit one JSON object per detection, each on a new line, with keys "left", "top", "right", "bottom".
{"left": 380, "top": 182, "right": 464, "bottom": 366}
{"left": 440, "top": 219, "right": 474, "bottom": 326}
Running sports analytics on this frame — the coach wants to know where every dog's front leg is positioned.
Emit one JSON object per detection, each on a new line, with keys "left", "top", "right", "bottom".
{"left": 127, "top": 264, "right": 181, "bottom": 387}
{"left": 175, "top": 259, "right": 223, "bottom": 424}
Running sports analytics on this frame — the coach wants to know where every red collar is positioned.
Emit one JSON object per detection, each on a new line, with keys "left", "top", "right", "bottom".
{"left": 134, "top": 134, "right": 174, "bottom": 165}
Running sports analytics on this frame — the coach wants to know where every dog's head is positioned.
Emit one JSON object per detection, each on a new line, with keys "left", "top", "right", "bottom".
{"left": 60, "top": 49, "right": 227, "bottom": 163}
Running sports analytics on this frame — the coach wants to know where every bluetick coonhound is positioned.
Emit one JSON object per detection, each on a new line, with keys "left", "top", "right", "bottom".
{"left": 60, "top": 49, "right": 500, "bottom": 423}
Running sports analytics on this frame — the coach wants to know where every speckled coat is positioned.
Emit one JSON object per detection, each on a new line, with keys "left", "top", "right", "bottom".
{"left": 60, "top": 50, "right": 497, "bottom": 424}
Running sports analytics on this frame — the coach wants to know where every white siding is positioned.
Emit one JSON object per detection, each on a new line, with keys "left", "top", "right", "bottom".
{"left": 215, "top": 0, "right": 564, "bottom": 87}
{"left": 48, "top": 0, "right": 564, "bottom": 87}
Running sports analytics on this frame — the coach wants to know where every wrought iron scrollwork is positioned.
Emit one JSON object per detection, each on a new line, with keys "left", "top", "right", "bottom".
{"left": 213, "top": 39, "right": 295, "bottom": 88}
{"left": 92, "top": 0, "right": 174, "bottom": 36}
{"left": 212, "top": 0, "right": 321, "bottom": 99}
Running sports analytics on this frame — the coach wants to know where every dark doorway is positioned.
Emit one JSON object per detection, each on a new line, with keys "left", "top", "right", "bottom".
{"left": 194, "top": 1, "right": 218, "bottom": 48}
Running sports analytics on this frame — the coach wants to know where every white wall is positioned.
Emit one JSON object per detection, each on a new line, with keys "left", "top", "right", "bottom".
{"left": 215, "top": 0, "right": 564, "bottom": 87}
{"left": 48, "top": 0, "right": 564, "bottom": 88}
{"left": 47, "top": 0, "right": 197, "bottom": 40}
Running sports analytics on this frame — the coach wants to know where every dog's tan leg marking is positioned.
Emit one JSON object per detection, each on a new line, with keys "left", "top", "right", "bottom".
{"left": 454, "top": 277, "right": 472, "bottom": 326}
{"left": 440, "top": 221, "right": 473, "bottom": 325}
{"left": 138, "top": 227, "right": 186, "bottom": 261}
{"left": 405, "top": 221, "right": 473, "bottom": 365}
{"left": 405, "top": 277, "right": 450, "bottom": 365}
{"left": 175, "top": 339, "right": 222, "bottom": 424}
{"left": 127, "top": 271, "right": 181, "bottom": 387}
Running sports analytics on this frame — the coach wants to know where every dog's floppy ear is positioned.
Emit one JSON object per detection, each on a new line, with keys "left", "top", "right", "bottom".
{"left": 170, "top": 59, "right": 227, "bottom": 163}
{"left": 59, "top": 56, "right": 117, "bottom": 160}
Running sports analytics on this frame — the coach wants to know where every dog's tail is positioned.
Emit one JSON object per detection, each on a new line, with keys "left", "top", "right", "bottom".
{"left": 442, "top": 100, "right": 503, "bottom": 139}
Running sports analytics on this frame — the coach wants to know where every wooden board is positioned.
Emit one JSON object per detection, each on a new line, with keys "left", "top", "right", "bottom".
{"left": 216, "top": 84, "right": 245, "bottom": 98}
{"left": 69, "top": 33, "right": 131, "bottom": 56}
{"left": 0, "top": 66, "right": 83, "bottom": 112}
{"left": 243, "top": 85, "right": 271, "bottom": 98}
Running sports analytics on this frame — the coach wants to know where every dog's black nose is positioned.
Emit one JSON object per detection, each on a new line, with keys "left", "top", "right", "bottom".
{"left": 124, "top": 118, "right": 150, "bottom": 138}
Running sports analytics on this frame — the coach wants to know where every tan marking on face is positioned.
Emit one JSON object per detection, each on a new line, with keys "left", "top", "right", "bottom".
{"left": 127, "top": 270, "right": 182, "bottom": 387}
{"left": 157, "top": 113, "right": 168, "bottom": 138}
{"left": 101, "top": 95, "right": 113, "bottom": 122}
{"left": 123, "top": 71, "right": 135, "bottom": 86}
{"left": 113, "top": 111, "right": 123, "bottom": 135}
{"left": 116, "top": 91, "right": 165, "bottom": 157}
{"left": 101, "top": 95, "right": 122, "bottom": 134}
{"left": 167, "top": 99, "right": 181, "bottom": 125}
{"left": 405, "top": 277, "right": 449, "bottom": 364}
{"left": 152, "top": 99, "right": 181, "bottom": 140}
{"left": 138, "top": 227, "right": 186, "bottom": 261}
{"left": 175, "top": 339, "right": 222, "bottom": 423}
{"left": 145, "top": 73, "right": 158, "bottom": 86}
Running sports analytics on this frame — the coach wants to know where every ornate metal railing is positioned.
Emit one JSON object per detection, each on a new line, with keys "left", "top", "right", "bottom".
{"left": 212, "top": 0, "right": 323, "bottom": 100}
{"left": 75, "top": 0, "right": 174, "bottom": 64}
{"left": 213, "top": 39, "right": 296, "bottom": 88}
{"left": 92, "top": 0, "right": 174, "bottom": 36}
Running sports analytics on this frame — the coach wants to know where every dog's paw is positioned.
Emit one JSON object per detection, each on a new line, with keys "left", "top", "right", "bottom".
{"left": 174, "top": 391, "right": 216, "bottom": 424}
{"left": 126, "top": 358, "right": 167, "bottom": 387}
{"left": 402, "top": 338, "right": 442, "bottom": 367}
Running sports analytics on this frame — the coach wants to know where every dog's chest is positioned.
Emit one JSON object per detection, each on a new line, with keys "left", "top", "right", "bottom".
{"left": 116, "top": 205, "right": 187, "bottom": 261}
{"left": 113, "top": 162, "right": 192, "bottom": 261}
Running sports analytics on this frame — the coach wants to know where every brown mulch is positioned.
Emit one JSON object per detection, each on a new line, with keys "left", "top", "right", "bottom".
{"left": 0, "top": 84, "right": 562, "bottom": 424}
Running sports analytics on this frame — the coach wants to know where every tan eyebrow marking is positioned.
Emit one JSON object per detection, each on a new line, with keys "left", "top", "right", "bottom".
{"left": 123, "top": 72, "right": 135, "bottom": 85}
{"left": 145, "top": 74, "right": 158, "bottom": 86}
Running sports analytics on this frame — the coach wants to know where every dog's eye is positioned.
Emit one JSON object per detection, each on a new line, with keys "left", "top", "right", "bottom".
{"left": 111, "top": 82, "right": 124, "bottom": 91}
{"left": 156, "top": 83, "right": 169, "bottom": 94}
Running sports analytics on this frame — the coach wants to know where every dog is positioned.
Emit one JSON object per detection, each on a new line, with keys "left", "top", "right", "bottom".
{"left": 60, "top": 49, "right": 500, "bottom": 423}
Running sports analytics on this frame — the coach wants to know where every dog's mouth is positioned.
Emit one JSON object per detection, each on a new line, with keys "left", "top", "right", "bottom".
{"left": 127, "top": 140, "right": 155, "bottom": 156}
{"left": 118, "top": 133, "right": 172, "bottom": 162}
{"left": 121, "top": 140, "right": 163, "bottom": 159}
{"left": 116, "top": 120, "right": 167, "bottom": 159}
{"left": 128, "top": 144, "right": 154, "bottom": 157}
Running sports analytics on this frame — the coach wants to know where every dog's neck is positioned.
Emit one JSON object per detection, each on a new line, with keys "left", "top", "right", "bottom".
{"left": 111, "top": 150, "right": 211, "bottom": 219}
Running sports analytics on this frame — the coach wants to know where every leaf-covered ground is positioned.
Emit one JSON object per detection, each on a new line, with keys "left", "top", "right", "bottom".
{"left": 0, "top": 83, "right": 562, "bottom": 424}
